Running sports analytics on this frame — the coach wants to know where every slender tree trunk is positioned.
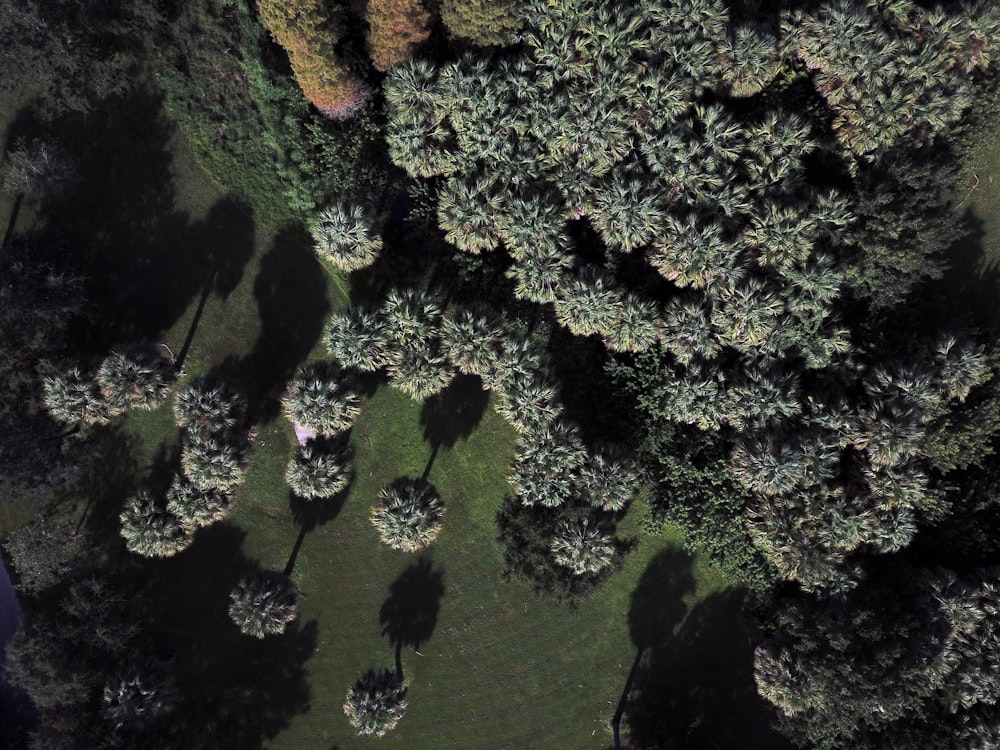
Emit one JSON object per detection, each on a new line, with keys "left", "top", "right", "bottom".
{"left": 611, "top": 648, "right": 645, "bottom": 749}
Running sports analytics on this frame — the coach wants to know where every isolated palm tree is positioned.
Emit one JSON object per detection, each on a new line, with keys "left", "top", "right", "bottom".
{"left": 310, "top": 203, "right": 383, "bottom": 272}
{"left": 228, "top": 570, "right": 301, "bottom": 638}
{"left": 173, "top": 376, "right": 247, "bottom": 440}
{"left": 551, "top": 517, "right": 616, "bottom": 576}
{"left": 41, "top": 362, "right": 119, "bottom": 426}
{"left": 282, "top": 361, "right": 361, "bottom": 436}
{"left": 165, "top": 476, "right": 235, "bottom": 528}
{"left": 180, "top": 434, "right": 249, "bottom": 492}
{"left": 97, "top": 344, "right": 177, "bottom": 413}
{"left": 371, "top": 477, "right": 445, "bottom": 552}
{"left": 344, "top": 667, "right": 409, "bottom": 736}
{"left": 325, "top": 306, "right": 389, "bottom": 372}
{"left": 286, "top": 438, "right": 352, "bottom": 499}
{"left": 119, "top": 491, "right": 193, "bottom": 558}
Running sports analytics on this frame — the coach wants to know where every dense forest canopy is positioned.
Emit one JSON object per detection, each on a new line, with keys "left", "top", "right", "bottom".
{"left": 2, "top": 0, "right": 1000, "bottom": 747}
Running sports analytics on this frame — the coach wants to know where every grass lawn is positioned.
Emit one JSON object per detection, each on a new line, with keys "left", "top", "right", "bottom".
{"left": 1, "top": 90, "right": 787, "bottom": 749}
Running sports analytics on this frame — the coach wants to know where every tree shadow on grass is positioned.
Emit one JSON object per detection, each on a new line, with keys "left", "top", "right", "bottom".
{"left": 418, "top": 373, "right": 489, "bottom": 479}
{"left": 136, "top": 522, "right": 316, "bottom": 748}
{"left": 623, "top": 587, "right": 791, "bottom": 750}
{"left": 379, "top": 557, "right": 445, "bottom": 680}
{"left": 941, "top": 211, "right": 1000, "bottom": 332}
{"left": 221, "top": 226, "right": 331, "bottom": 424}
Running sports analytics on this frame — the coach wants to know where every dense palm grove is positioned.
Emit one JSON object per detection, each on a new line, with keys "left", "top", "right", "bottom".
{"left": 2, "top": 0, "right": 1000, "bottom": 747}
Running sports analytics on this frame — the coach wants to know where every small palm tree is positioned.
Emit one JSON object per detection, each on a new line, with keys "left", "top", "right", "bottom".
{"left": 285, "top": 438, "right": 352, "bottom": 499}
{"left": 325, "top": 306, "right": 389, "bottom": 372}
{"left": 282, "top": 361, "right": 361, "bottom": 436}
{"left": 173, "top": 376, "right": 247, "bottom": 440}
{"left": 577, "top": 444, "right": 639, "bottom": 512}
{"left": 228, "top": 570, "right": 301, "bottom": 638}
{"left": 180, "top": 434, "right": 249, "bottom": 492}
{"left": 119, "top": 491, "right": 193, "bottom": 558}
{"left": 343, "top": 668, "right": 409, "bottom": 736}
{"left": 551, "top": 518, "right": 616, "bottom": 576}
{"left": 371, "top": 477, "right": 445, "bottom": 552}
{"left": 41, "top": 363, "right": 119, "bottom": 426}
{"left": 97, "top": 344, "right": 177, "bottom": 413}
{"left": 310, "top": 203, "right": 383, "bottom": 272}
{"left": 165, "top": 476, "right": 235, "bottom": 528}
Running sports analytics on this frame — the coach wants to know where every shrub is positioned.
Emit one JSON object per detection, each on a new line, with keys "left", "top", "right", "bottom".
{"left": 366, "top": 0, "right": 431, "bottom": 72}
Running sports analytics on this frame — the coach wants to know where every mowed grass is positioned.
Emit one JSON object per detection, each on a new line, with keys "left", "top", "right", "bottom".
{"left": 1, "top": 90, "right": 785, "bottom": 749}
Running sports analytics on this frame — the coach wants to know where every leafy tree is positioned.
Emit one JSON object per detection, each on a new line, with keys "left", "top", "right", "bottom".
{"left": 228, "top": 570, "right": 301, "bottom": 638}
{"left": 282, "top": 361, "right": 361, "bottom": 436}
{"left": 365, "top": 0, "right": 431, "bottom": 72}
{"left": 41, "top": 362, "right": 118, "bottom": 427}
{"left": 0, "top": 137, "right": 77, "bottom": 201}
{"left": 440, "top": 0, "right": 524, "bottom": 47}
{"left": 343, "top": 667, "right": 408, "bottom": 736}
{"left": 310, "top": 203, "right": 383, "bottom": 272}
{"left": 119, "top": 491, "right": 193, "bottom": 558}
{"left": 2, "top": 513, "right": 87, "bottom": 594}
{"left": 173, "top": 376, "right": 247, "bottom": 440}
{"left": 165, "top": 477, "right": 235, "bottom": 529}
{"left": 256, "top": 0, "right": 366, "bottom": 119}
{"left": 285, "top": 438, "right": 352, "bottom": 499}
{"left": 371, "top": 477, "right": 445, "bottom": 552}
{"left": 96, "top": 344, "right": 177, "bottom": 413}
{"left": 551, "top": 517, "right": 616, "bottom": 575}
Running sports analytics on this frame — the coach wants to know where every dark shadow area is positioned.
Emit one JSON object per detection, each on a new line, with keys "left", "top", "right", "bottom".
{"left": 623, "top": 588, "right": 791, "bottom": 750}
{"left": 2, "top": 92, "right": 256, "bottom": 353}
{"left": 612, "top": 549, "right": 697, "bottom": 748}
{"left": 940, "top": 211, "right": 1000, "bottom": 332}
{"left": 221, "top": 226, "right": 330, "bottom": 423}
{"left": 419, "top": 373, "right": 489, "bottom": 478}
{"left": 136, "top": 521, "right": 315, "bottom": 748}
{"left": 75, "top": 426, "right": 143, "bottom": 543}
{"left": 378, "top": 557, "right": 445, "bottom": 679}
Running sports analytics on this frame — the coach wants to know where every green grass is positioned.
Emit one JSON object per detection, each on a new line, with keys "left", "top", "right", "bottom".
{"left": 1, "top": 89, "right": 786, "bottom": 749}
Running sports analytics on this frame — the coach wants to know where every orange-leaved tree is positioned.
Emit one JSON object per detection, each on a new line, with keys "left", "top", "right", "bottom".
{"left": 258, "top": 0, "right": 367, "bottom": 119}
{"left": 365, "top": 0, "right": 431, "bottom": 72}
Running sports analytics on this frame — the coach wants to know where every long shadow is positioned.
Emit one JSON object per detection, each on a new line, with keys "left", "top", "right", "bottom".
{"left": 137, "top": 522, "right": 316, "bottom": 747}
{"left": 611, "top": 549, "right": 697, "bottom": 748}
{"left": 222, "top": 226, "right": 331, "bottom": 424}
{"left": 623, "top": 587, "right": 792, "bottom": 750}
{"left": 378, "top": 557, "right": 446, "bottom": 680}
{"left": 418, "top": 374, "right": 489, "bottom": 479}
{"left": 941, "top": 210, "right": 1000, "bottom": 332}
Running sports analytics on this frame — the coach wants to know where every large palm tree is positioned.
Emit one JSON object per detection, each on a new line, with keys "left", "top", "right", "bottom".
{"left": 371, "top": 477, "right": 445, "bottom": 552}
{"left": 180, "top": 433, "right": 249, "bottom": 492}
{"left": 173, "top": 376, "right": 247, "bottom": 440}
{"left": 343, "top": 667, "right": 409, "bottom": 736}
{"left": 165, "top": 476, "right": 235, "bottom": 529}
{"left": 282, "top": 361, "right": 361, "bottom": 436}
{"left": 310, "top": 203, "right": 383, "bottom": 272}
{"left": 41, "top": 362, "right": 119, "bottom": 426}
{"left": 379, "top": 288, "right": 443, "bottom": 355}
{"left": 494, "top": 372, "right": 562, "bottom": 434}
{"left": 551, "top": 517, "right": 616, "bottom": 576}
{"left": 228, "top": 570, "right": 301, "bottom": 638}
{"left": 285, "top": 438, "right": 352, "bottom": 499}
{"left": 508, "top": 419, "right": 587, "bottom": 508}
{"left": 386, "top": 344, "right": 455, "bottom": 401}
{"left": 96, "top": 344, "right": 177, "bottom": 413}
{"left": 440, "top": 304, "right": 504, "bottom": 376}
{"left": 325, "top": 306, "right": 389, "bottom": 372}
{"left": 553, "top": 269, "right": 625, "bottom": 338}
{"left": 119, "top": 491, "right": 193, "bottom": 558}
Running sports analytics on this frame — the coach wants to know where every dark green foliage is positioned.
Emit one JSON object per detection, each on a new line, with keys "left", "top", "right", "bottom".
{"left": 0, "top": 137, "right": 78, "bottom": 201}
{"left": 2, "top": 514, "right": 87, "bottom": 594}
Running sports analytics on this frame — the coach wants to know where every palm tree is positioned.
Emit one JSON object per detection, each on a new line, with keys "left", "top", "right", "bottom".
{"left": 310, "top": 203, "right": 383, "bottom": 272}
{"left": 661, "top": 298, "right": 720, "bottom": 365}
{"left": 589, "top": 168, "right": 667, "bottom": 253}
{"left": 553, "top": 269, "right": 625, "bottom": 338}
{"left": 379, "top": 288, "right": 443, "bottom": 354}
{"left": 180, "top": 433, "right": 249, "bottom": 492}
{"left": 119, "top": 491, "right": 193, "bottom": 558}
{"left": 343, "top": 667, "right": 408, "bottom": 736}
{"left": 371, "top": 477, "right": 445, "bottom": 552}
{"left": 508, "top": 419, "right": 587, "bottom": 507}
{"left": 282, "top": 361, "right": 361, "bottom": 436}
{"left": 228, "top": 570, "right": 301, "bottom": 638}
{"left": 506, "top": 236, "right": 573, "bottom": 305}
{"left": 165, "top": 476, "right": 235, "bottom": 528}
{"left": 285, "top": 438, "right": 352, "bottom": 499}
{"left": 494, "top": 372, "right": 562, "bottom": 434}
{"left": 577, "top": 444, "right": 638, "bottom": 512}
{"left": 96, "top": 344, "right": 177, "bottom": 413}
{"left": 436, "top": 174, "right": 503, "bottom": 254}
{"left": 934, "top": 336, "right": 989, "bottom": 403}
{"left": 386, "top": 344, "right": 455, "bottom": 401}
{"left": 603, "top": 294, "right": 661, "bottom": 353}
{"left": 440, "top": 304, "right": 504, "bottom": 376}
{"left": 325, "top": 306, "right": 389, "bottom": 372}
{"left": 718, "top": 24, "right": 781, "bottom": 98}
{"left": 41, "top": 362, "right": 118, "bottom": 426}
{"left": 173, "top": 376, "right": 247, "bottom": 440}
{"left": 481, "top": 332, "right": 548, "bottom": 392}
{"left": 101, "top": 659, "right": 176, "bottom": 730}
{"left": 551, "top": 517, "right": 616, "bottom": 576}
{"left": 731, "top": 431, "right": 807, "bottom": 497}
